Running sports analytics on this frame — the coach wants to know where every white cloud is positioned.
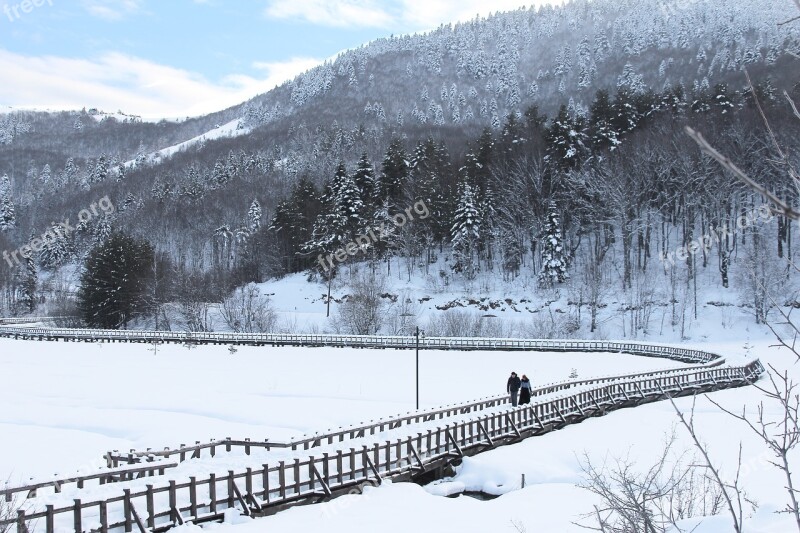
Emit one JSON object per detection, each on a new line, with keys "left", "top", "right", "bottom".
{"left": 263, "top": 0, "right": 561, "bottom": 29}
{"left": 0, "top": 50, "right": 321, "bottom": 119}
{"left": 264, "top": 0, "right": 395, "bottom": 28}
{"left": 81, "top": 0, "right": 143, "bottom": 21}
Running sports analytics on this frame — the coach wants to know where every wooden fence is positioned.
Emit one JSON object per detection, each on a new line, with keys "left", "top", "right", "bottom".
{"left": 0, "top": 326, "right": 722, "bottom": 364}
{"left": 107, "top": 360, "right": 722, "bottom": 466}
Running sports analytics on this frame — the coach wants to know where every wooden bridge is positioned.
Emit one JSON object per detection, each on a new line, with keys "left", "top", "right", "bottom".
{"left": 0, "top": 325, "right": 765, "bottom": 533}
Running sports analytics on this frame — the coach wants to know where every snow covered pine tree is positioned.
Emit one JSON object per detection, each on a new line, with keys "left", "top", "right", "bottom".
{"left": 539, "top": 201, "right": 569, "bottom": 288}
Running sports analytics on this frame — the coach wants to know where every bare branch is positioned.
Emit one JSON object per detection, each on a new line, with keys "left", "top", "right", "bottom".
{"left": 708, "top": 367, "right": 800, "bottom": 530}
{"left": 685, "top": 126, "right": 800, "bottom": 220}
{"left": 744, "top": 70, "right": 800, "bottom": 190}
{"left": 787, "top": 91, "right": 800, "bottom": 122}
{"left": 665, "top": 393, "right": 744, "bottom": 532}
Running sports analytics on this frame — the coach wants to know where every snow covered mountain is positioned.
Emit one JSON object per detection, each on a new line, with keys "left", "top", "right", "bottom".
{"left": 0, "top": 0, "right": 798, "bottom": 327}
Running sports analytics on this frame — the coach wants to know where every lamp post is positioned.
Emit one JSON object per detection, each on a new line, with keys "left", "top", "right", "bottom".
{"left": 415, "top": 326, "right": 420, "bottom": 410}
{"left": 401, "top": 315, "right": 421, "bottom": 410}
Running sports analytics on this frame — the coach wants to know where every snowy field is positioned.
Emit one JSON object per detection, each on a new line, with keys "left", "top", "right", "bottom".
{"left": 5, "top": 263, "right": 793, "bottom": 525}
{"left": 1, "top": 294, "right": 796, "bottom": 531}
{"left": 0, "top": 338, "right": 690, "bottom": 484}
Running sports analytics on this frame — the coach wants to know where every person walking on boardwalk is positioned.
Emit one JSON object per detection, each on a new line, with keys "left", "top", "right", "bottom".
{"left": 519, "top": 374, "right": 532, "bottom": 405}
{"left": 507, "top": 372, "right": 521, "bottom": 407}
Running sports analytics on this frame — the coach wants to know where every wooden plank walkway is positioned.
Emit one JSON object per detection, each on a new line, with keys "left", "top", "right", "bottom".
{"left": 0, "top": 325, "right": 721, "bottom": 364}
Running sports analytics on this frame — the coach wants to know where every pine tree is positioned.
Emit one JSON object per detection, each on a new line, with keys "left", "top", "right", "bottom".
{"left": 248, "top": 199, "right": 262, "bottom": 233}
{"left": 40, "top": 164, "right": 52, "bottom": 187}
{"left": 19, "top": 253, "right": 37, "bottom": 314}
{"left": 460, "top": 129, "right": 494, "bottom": 195}
{"left": 78, "top": 233, "right": 155, "bottom": 329}
{"left": 270, "top": 178, "right": 321, "bottom": 273}
{"left": 379, "top": 140, "right": 409, "bottom": 206}
{"left": 451, "top": 183, "right": 481, "bottom": 279}
{"left": 589, "top": 89, "right": 620, "bottom": 151}
{"left": 538, "top": 201, "right": 568, "bottom": 287}
{"left": 334, "top": 167, "right": 366, "bottom": 242}
{"left": 93, "top": 155, "right": 109, "bottom": 184}
{"left": 92, "top": 215, "right": 114, "bottom": 246}
{"left": 61, "top": 158, "right": 79, "bottom": 187}
{"left": 546, "top": 105, "right": 588, "bottom": 170}
{"left": 303, "top": 163, "right": 365, "bottom": 272}
{"left": 352, "top": 153, "right": 376, "bottom": 213}
{"left": 0, "top": 174, "right": 15, "bottom": 231}
{"left": 39, "top": 223, "right": 74, "bottom": 269}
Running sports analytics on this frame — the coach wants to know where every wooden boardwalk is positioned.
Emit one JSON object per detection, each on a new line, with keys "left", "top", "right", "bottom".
{"left": 0, "top": 326, "right": 764, "bottom": 533}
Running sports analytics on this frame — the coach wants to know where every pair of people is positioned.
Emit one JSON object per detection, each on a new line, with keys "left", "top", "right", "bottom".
{"left": 507, "top": 372, "right": 531, "bottom": 407}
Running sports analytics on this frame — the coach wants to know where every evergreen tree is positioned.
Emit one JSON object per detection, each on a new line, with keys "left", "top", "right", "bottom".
{"left": 352, "top": 153, "right": 376, "bottom": 214}
{"left": 93, "top": 155, "right": 109, "bottom": 184}
{"left": 40, "top": 164, "right": 52, "bottom": 187}
{"left": 589, "top": 89, "right": 620, "bottom": 151}
{"left": 379, "top": 140, "right": 409, "bottom": 206}
{"left": 409, "top": 138, "right": 452, "bottom": 244}
{"left": 538, "top": 201, "right": 569, "bottom": 287}
{"left": 92, "top": 215, "right": 114, "bottom": 246}
{"left": 78, "top": 233, "right": 155, "bottom": 329}
{"left": 0, "top": 174, "right": 15, "bottom": 231}
{"left": 248, "top": 199, "right": 262, "bottom": 233}
{"left": 546, "top": 105, "right": 588, "bottom": 170}
{"left": 460, "top": 129, "right": 494, "bottom": 194}
{"left": 61, "top": 158, "right": 79, "bottom": 187}
{"left": 19, "top": 253, "right": 37, "bottom": 314}
{"left": 270, "top": 178, "right": 321, "bottom": 273}
{"left": 303, "top": 163, "right": 365, "bottom": 273}
{"left": 334, "top": 167, "right": 366, "bottom": 241}
{"left": 39, "top": 223, "right": 74, "bottom": 269}
{"left": 451, "top": 183, "right": 481, "bottom": 279}
{"left": 371, "top": 199, "right": 400, "bottom": 268}
{"left": 612, "top": 88, "right": 641, "bottom": 135}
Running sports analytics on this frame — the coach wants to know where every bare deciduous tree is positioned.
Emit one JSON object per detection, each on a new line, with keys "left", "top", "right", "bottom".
{"left": 220, "top": 284, "right": 277, "bottom": 333}
{"left": 578, "top": 432, "right": 727, "bottom": 533}
{"left": 178, "top": 299, "right": 213, "bottom": 332}
{"left": 665, "top": 395, "right": 751, "bottom": 533}
{"left": 1, "top": 487, "right": 21, "bottom": 533}
{"left": 708, "top": 366, "right": 800, "bottom": 531}
{"left": 385, "top": 290, "right": 420, "bottom": 335}
{"left": 331, "top": 269, "right": 388, "bottom": 335}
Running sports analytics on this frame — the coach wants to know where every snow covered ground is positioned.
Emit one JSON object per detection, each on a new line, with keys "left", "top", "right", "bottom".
{"left": 1, "top": 328, "right": 793, "bottom": 532}
{"left": 123, "top": 119, "right": 248, "bottom": 169}
{"left": 6, "top": 255, "right": 800, "bottom": 531}
{"left": 0, "top": 340, "right": 691, "bottom": 484}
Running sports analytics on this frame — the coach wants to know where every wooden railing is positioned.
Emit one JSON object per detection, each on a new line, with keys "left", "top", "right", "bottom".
{"left": 0, "top": 326, "right": 722, "bottom": 363}
{"left": 1, "top": 463, "right": 177, "bottom": 503}
{"left": 2, "top": 358, "right": 764, "bottom": 533}
{"left": 107, "top": 360, "right": 723, "bottom": 466}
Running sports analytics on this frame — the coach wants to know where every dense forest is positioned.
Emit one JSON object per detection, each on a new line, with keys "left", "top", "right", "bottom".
{"left": 0, "top": 0, "right": 798, "bottom": 332}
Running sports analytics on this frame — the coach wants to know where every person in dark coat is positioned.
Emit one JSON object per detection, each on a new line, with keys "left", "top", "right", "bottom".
{"left": 507, "top": 372, "right": 521, "bottom": 407}
{"left": 519, "top": 375, "right": 532, "bottom": 404}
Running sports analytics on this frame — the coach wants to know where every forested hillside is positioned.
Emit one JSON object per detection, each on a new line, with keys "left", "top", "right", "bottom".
{"left": 0, "top": 0, "right": 798, "bottom": 331}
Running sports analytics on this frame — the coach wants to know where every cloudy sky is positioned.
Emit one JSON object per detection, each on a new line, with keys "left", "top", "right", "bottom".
{"left": 0, "top": 0, "right": 557, "bottom": 119}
